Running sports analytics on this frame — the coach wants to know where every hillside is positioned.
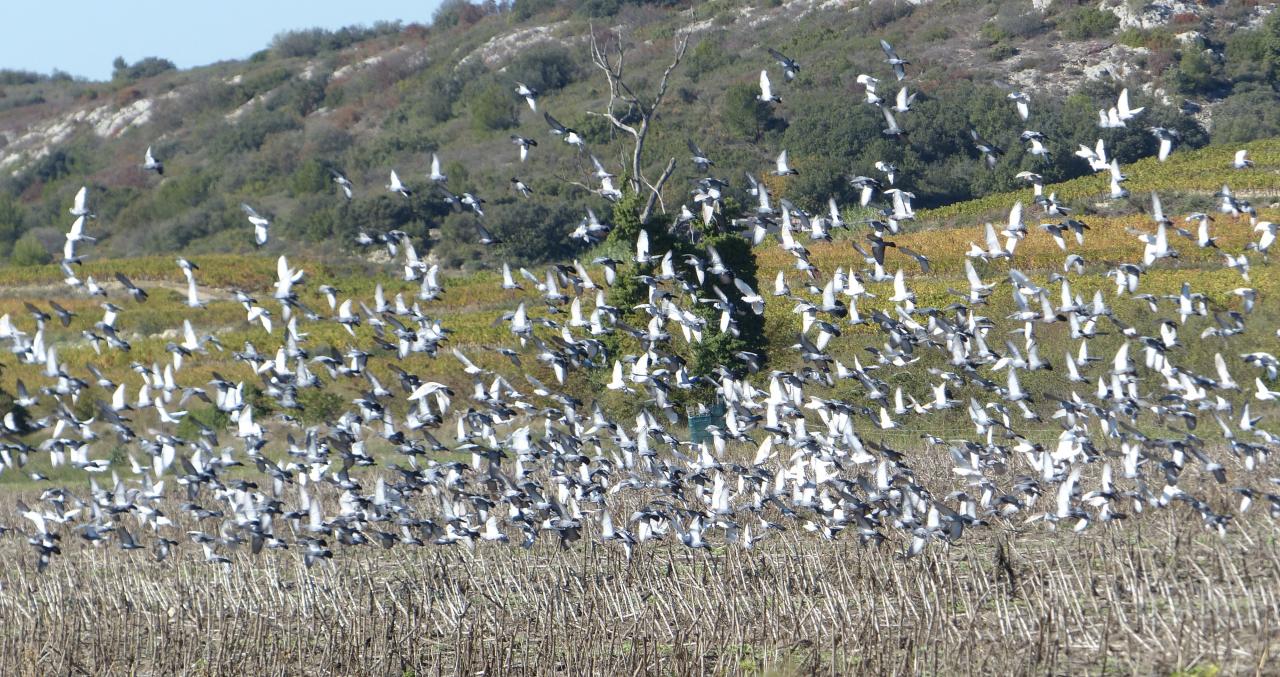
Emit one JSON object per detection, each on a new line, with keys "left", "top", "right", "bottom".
{"left": 0, "top": 0, "right": 1276, "bottom": 269}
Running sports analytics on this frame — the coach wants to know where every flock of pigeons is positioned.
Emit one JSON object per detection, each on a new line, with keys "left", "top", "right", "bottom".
{"left": 6, "top": 37, "right": 1280, "bottom": 572}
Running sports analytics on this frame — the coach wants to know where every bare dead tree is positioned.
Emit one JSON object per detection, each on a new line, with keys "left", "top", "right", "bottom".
{"left": 587, "top": 27, "right": 689, "bottom": 225}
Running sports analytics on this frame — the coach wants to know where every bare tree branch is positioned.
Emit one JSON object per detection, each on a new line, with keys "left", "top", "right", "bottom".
{"left": 640, "top": 157, "right": 678, "bottom": 225}
{"left": 586, "top": 26, "right": 690, "bottom": 225}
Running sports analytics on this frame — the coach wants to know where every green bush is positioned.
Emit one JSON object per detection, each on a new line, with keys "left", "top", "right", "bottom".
{"left": 1117, "top": 27, "right": 1175, "bottom": 51}
{"left": 1171, "top": 48, "right": 1221, "bottom": 95}
{"left": 720, "top": 82, "right": 776, "bottom": 142}
{"left": 684, "top": 36, "right": 735, "bottom": 82}
{"left": 1211, "top": 89, "right": 1280, "bottom": 144}
{"left": 207, "top": 109, "right": 302, "bottom": 157}
{"left": 467, "top": 82, "right": 519, "bottom": 131}
{"left": 0, "top": 70, "right": 45, "bottom": 86}
{"left": 0, "top": 195, "right": 25, "bottom": 259}
{"left": 270, "top": 23, "right": 402, "bottom": 58}
{"left": 111, "top": 56, "right": 177, "bottom": 81}
{"left": 289, "top": 158, "right": 331, "bottom": 196}
{"left": 433, "top": 0, "right": 491, "bottom": 28}
{"left": 297, "top": 389, "right": 347, "bottom": 425}
{"left": 507, "top": 43, "right": 579, "bottom": 93}
{"left": 433, "top": 212, "right": 486, "bottom": 269}
{"left": 989, "top": 44, "right": 1018, "bottom": 61}
{"left": 994, "top": 3, "right": 1044, "bottom": 40}
{"left": 1057, "top": 8, "right": 1118, "bottom": 40}
{"left": 176, "top": 406, "right": 231, "bottom": 440}
{"left": 489, "top": 199, "right": 579, "bottom": 265}
{"left": 979, "top": 22, "right": 1009, "bottom": 46}
{"left": 512, "top": 0, "right": 558, "bottom": 21}
{"left": 862, "top": 0, "right": 915, "bottom": 30}
{"left": 10, "top": 233, "right": 50, "bottom": 267}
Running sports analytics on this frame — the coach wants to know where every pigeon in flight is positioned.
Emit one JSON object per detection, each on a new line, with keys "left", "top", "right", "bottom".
{"left": 387, "top": 170, "right": 413, "bottom": 198}
{"left": 240, "top": 203, "right": 270, "bottom": 246}
{"left": 544, "top": 112, "right": 585, "bottom": 147}
{"left": 757, "top": 70, "right": 780, "bottom": 104}
{"left": 514, "top": 82, "right": 538, "bottom": 112}
{"left": 143, "top": 146, "right": 164, "bottom": 175}
{"left": 880, "top": 39, "right": 909, "bottom": 80}
{"left": 688, "top": 139, "right": 714, "bottom": 171}
{"left": 330, "top": 169, "right": 354, "bottom": 200}
{"left": 767, "top": 47, "right": 800, "bottom": 81}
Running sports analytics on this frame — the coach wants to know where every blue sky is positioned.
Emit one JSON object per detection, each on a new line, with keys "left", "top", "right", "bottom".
{"left": 1, "top": 2, "right": 443, "bottom": 81}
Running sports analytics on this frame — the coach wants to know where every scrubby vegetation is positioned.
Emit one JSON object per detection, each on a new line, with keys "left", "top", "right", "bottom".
{"left": 0, "top": 1, "right": 1274, "bottom": 272}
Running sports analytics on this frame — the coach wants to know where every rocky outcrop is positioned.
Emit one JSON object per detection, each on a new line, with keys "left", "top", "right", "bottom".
{"left": 1097, "top": 0, "right": 1203, "bottom": 30}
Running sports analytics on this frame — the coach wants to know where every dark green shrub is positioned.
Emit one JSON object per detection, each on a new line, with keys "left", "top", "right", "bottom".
{"left": 1171, "top": 48, "right": 1222, "bottom": 95}
{"left": 112, "top": 56, "right": 177, "bottom": 81}
{"left": 1212, "top": 89, "right": 1280, "bottom": 143}
{"left": 684, "top": 37, "right": 735, "bottom": 82}
{"left": 468, "top": 82, "right": 519, "bottom": 131}
{"left": 297, "top": 390, "right": 346, "bottom": 425}
{"left": 720, "top": 82, "right": 777, "bottom": 142}
{"left": 1057, "top": 8, "right": 1118, "bottom": 39}
{"left": 10, "top": 232, "right": 50, "bottom": 267}
{"left": 507, "top": 43, "right": 579, "bottom": 93}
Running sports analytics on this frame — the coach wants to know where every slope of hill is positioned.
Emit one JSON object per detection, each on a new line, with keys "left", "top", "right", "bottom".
{"left": 0, "top": 0, "right": 1275, "bottom": 269}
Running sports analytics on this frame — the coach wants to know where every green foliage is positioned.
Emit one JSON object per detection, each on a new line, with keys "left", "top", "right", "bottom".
{"left": 414, "top": 74, "right": 461, "bottom": 124}
{"left": 289, "top": 158, "right": 332, "bottom": 196}
{"left": 434, "top": 212, "right": 487, "bottom": 269}
{"left": 176, "top": 405, "right": 231, "bottom": 440}
{"left": 433, "top": 0, "right": 492, "bottom": 28}
{"left": 1117, "top": 27, "right": 1175, "bottom": 51}
{"left": 993, "top": 3, "right": 1044, "bottom": 40}
{"left": 489, "top": 199, "right": 579, "bottom": 265}
{"left": 720, "top": 82, "right": 777, "bottom": 142}
{"left": 988, "top": 43, "right": 1018, "bottom": 61}
{"left": 684, "top": 36, "right": 736, "bottom": 82}
{"left": 1057, "top": 8, "right": 1119, "bottom": 40}
{"left": 1211, "top": 89, "right": 1280, "bottom": 144}
{"left": 979, "top": 23, "right": 1009, "bottom": 47}
{"left": 1171, "top": 48, "right": 1221, "bottom": 95}
{"left": 467, "top": 81, "right": 520, "bottom": 132}
{"left": 511, "top": 0, "right": 559, "bottom": 21}
{"left": 0, "top": 195, "right": 26, "bottom": 260}
{"left": 506, "top": 44, "right": 579, "bottom": 93}
{"left": 861, "top": 0, "right": 915, "bottom": 30}
{"left": 297, "top": 389, "right": 346, "bottom": 425}
{"left": 689, "top": 228, "right": 764, "bottom": 380}
{"left": 270, "top": 23, "right": 402, "bottom": 59}
{"left": 270, "top": 77, "right": 329, "bottom": 117}
{"left": 577, "top": 0, "right": 623, "bottom": 18}
{"left": 572, "top": 113, "right": 615, "bottom": 146}
{"left": 207, "top": 110, "right": 302, "bottom": 158}
{"left": 605, "top": 191, "right": 645, "bottom": 247}
{"left": 0, "top": 70, "right": 47, "bottom": 86}
{"left": 112, "top": 56, "right": 177, "bottom": 82}
{"left": 245, "top": 384, "right": 276, "bottom": 416}
{"left": 604, "top": 192, "right": 659, "bottom": 315}
{"left": 10, "top": 233, "right": 49, "bottom": 267}
{"left": 28, "top": 148, "right": 82, "bottom": 184}
{"left": 238, "top": 67, "right": 292, "bottom": 103}
{"left": 1225, "top": 29, "right": 1269, "bottom": 71}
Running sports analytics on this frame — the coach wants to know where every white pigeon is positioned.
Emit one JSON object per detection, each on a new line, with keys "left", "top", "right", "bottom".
{"left": 757, "top": 70, "right": 779, "bottom": 103}
{"left": 240, "top": 204, "right": 270, "bottom": 246}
